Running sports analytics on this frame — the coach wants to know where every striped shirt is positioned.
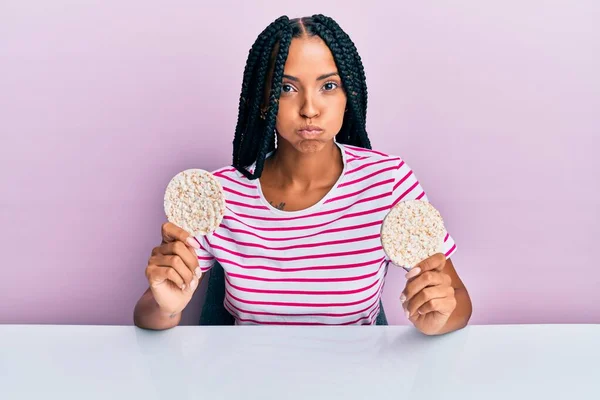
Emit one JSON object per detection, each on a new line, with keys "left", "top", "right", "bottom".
{"left": 193, "top": 142, "right": 457, "bottom": 325}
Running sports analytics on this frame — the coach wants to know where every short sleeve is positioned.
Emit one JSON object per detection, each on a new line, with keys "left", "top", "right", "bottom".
{"left": 192, "top": 235, "right": 216, "bottom": 273}
{"left": 389, "top": 159, "right": 458, "bottom": 260}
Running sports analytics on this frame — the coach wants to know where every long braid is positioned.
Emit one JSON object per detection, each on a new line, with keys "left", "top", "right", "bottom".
{"left": 232, "top": 14, "right": 371, "bottom": 180}
{"left": 252, "top": 27, "right": 293, "bottom": 179}
{"left": 233, "top": 16, "right": 289, "bottom": 178}
{"left": 242, "top": 22, "right": 288, "bottom": 166}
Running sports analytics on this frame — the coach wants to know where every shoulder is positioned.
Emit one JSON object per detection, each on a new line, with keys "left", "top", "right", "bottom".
{"left": 209, "top": 165, "right": 255, "bottom": 191}
{"left": 341, "top": 143, "right": 405, "bottom": 172}
{"left": 210, "top": 165, "right": 238, "bottom": 177}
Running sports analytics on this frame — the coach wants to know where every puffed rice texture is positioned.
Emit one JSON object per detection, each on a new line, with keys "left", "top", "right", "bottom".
{"left": 164, "top": 169, "right": 226, "bottom": 237}
{"left": 381, "top": 200, "right": 446, "bottom": 270}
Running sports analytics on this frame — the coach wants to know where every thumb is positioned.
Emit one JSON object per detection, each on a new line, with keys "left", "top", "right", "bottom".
{"left": 161, "top": 222, "right": 200, "bottom": 249}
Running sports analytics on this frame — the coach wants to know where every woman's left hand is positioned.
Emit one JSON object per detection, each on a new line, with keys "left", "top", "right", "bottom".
{"left": 400, "top": 253, "right": 457, "bottom": 335}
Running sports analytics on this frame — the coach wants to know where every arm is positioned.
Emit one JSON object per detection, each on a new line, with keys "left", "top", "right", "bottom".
{"left": 133, "top": 287, "right": 182, "bottom": 331}
{"left": 134, "top": 223, "right": 211, "bottom": 330}
{"left": 427, "top": 258, "right": 472, "bottom": 335}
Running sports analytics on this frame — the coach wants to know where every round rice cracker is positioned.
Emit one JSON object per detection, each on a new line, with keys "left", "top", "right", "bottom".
{"left": 380, "top": 200, "right": 447, "bottom": 271}
{"left": 164, "top": 169, "right": 226, "bottom": 237}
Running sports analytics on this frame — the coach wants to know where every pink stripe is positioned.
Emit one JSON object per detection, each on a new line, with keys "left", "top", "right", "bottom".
{"left": 225, "top": 297, "right": 379, "bottom": 317}
{"left": 200, "top": 266, "right": 212, "bottom": 272}
{"left": 366, "top": 304, "right": 381, "bottom": 324}
{"left": 223, "top": 186, "right": 260, "bottom": 199}
{"left": 227, "top": 262, "right": 383, "bottom": 283}
{"left": 228, "top": 192, "right": 391, "bottom": 222}
{"left": 226, "top": 200, "right": 269, "bottom": 210}
{"left": 445, "top": 243, "right": 457, "bottom": 257}
{"left": 197, "top": 256, "right": 214, "bottom": 261}
{"left": 224, "top": 302, "right": 375, "bottom": 325}
{"left": 213, "top": 232, "right": 381, "bottom": 251}
{"left": 215, "top": 172, "right": 255, "bottom": 189}
{"left": 416, "top": 191, "right": 425, "bottom": 200}
{"left": 222, "top": 204, "right": 389, "bottom": 232}
{"left": 391, "top": 181, "right": 420, "bottom": 207}
{"left": 344, "top": 144, "right": 388, "bottom": 157}
{"left": 326, "top": 178, "right": 393, "bottom": 204}
{"left": 219, "top": 220, "right": 382, "bottom": 242}
{"left": 215, "top": 167, "right": 236, "bottom": 174}
{"left": 193, "top": 237, "right": 210, "bottom": 253}
{"left": 210, "top": 242, "right": 382, "bottom": 261}
{"left": 218, "top": 256, "right": 385, "bottom": 273}
{"left": 345, "top": 158, "right": 399, "bottom": 175}
{"left": 393, "top": 170, "right": 413, "bottom": 191}
{"left": 340, "top": 205, "right": 390, "bottom": 221}
{"left": 344, "top": 149, "right": 361, "bottom": 158}
{"left": 226, "top": 275, "right": 379, "bottom": 295}
{"left": 225, "top": 279, "right": 384, "bottom": 307}
{"left": 339, "top": 166, "right": 398, "bottom": 188}
{"left": 444, "top": 233, "right": 449, "bottom": 241}
{"left": 346, "top": 156, "right": 369, "bottom": 163}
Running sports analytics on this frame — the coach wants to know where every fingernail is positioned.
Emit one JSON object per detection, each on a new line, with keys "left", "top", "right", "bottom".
{"left": 180, "top": 284, "right": 186, "bottom": 291}
{"left": 400, "top": 294, "right": 406, "bottom": 303}
{"left": 190, "top": 278, "right": 198, "bottom": 291}
{"left": 405, "top": 310, "right": 410, "bottom": 319}
{"left": 186, "top": 237, "right": 200, "bottom": 249}
{"left": 418, "top": 310, "right": 423, "bottom": 315}
{"left": 194, "top": 267, "right": 202, "bottom": 279}
{"left": 405, "top": 267, "right": 421, "bottom": 280}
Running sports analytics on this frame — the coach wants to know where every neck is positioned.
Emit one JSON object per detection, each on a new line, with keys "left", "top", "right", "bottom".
{"left": 265, "top": 141, "right": 344, "bottom": 189}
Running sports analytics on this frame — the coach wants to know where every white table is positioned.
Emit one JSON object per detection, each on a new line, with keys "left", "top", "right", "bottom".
{"left": 1, "top": 324, "right": 598, "bottom": 399}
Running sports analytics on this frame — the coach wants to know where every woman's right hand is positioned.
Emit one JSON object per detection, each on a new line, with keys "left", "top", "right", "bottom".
{"left": 145, "top": 222, "right": 203, "bottom": 315}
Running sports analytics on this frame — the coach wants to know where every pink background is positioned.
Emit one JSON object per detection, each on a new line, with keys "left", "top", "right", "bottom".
{"left": 1, "top": 1, "right": 598, "bottom": 326}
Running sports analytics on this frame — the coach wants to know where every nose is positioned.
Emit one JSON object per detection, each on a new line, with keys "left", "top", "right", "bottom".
{"left": 299, "top": 94, "right": 320, "bottom": 120}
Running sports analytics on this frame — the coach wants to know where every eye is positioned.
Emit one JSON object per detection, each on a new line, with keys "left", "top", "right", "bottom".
{"left": 281, "top": 84, "right": 297, "bottom": 93}
{"left": 322, "top": 81, "right": 339, "bottom": 91}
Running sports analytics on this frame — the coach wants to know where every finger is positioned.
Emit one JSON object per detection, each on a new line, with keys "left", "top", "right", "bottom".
{"left": 146, "top": 264, "right": 186, "bottom": 291}
{"left": 154, "top": 241, "right": 200, "bottom": 278}
{"left": 405, "top": 285, "right": 455, "bottom": 317}
{"left": 149, "top": 254, "right": 194, "bottom": 287}
{"left": 161, "top": 222, "right": 199, "bottom": 249}
{"left": 416, "top": 253, "right": 447, "bottom": 273}
{"left": 401, "top": 270, "right": 451, "bottom": 303}
{"left": 415, "top": 296, "right": 457, "bottom": 317}
{"left": 404, "top": 253, "right": 447, "bottom": 280}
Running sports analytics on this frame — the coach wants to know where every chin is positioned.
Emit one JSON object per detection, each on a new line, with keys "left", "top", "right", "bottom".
{"left": 296, "top": 140, "right": 326, "bottom": 153}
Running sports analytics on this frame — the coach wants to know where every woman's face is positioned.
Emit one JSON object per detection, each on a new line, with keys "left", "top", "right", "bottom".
{"left": 274, "top": 36, "right": 347, "bottom": 153}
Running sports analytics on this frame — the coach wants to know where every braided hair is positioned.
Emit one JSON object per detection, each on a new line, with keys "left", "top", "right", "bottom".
{"left": 232, "top": 14, "right": 371, "bottom": 180}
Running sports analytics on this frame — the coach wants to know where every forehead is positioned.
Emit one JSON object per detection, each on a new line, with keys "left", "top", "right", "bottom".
{"left": 284, "top": 36, "right": 337, "bottom": 77}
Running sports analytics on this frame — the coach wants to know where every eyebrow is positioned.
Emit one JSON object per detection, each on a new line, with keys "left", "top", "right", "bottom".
{"left": 283, "top": 72, "right": 339, "bottom": 82}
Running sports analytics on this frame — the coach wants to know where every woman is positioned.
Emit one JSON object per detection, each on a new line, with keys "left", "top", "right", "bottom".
{"left": 134, "top": 14, "right": 472, "bottom": 334}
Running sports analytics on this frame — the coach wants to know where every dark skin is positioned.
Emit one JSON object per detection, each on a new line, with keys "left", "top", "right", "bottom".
{"left": 260, "top": 35, "right": 345, "bottom": 212}
{"left": 260, "top": 35, "right": 472, "bottom": 335}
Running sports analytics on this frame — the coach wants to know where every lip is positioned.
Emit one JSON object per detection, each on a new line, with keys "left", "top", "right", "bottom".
{"left": 297, "top": 125, "right": 324, "bottom": 136}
